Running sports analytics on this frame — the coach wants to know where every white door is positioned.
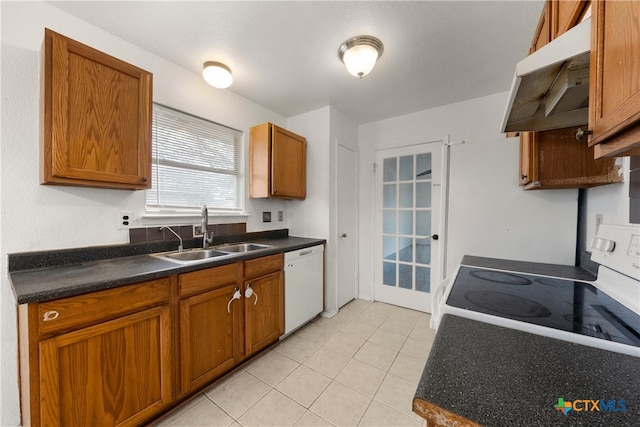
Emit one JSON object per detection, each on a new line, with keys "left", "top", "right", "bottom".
{"left": 374, "top": 142, "right": 443, "bottom": 312}
{"left": 337, "top": 144, "right": 358, "bottom": 308}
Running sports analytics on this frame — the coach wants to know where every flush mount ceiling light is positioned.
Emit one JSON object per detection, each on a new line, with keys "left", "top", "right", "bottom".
{"left": 338, "top": 35, "right": 384, "bottom": 78}
{"left": 202, "top": 61, "right": 233, "bottom": 89}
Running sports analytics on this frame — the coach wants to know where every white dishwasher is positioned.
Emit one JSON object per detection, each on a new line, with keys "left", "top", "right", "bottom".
{"left": 284, "top": 245, "right": 324, "bottom": 335}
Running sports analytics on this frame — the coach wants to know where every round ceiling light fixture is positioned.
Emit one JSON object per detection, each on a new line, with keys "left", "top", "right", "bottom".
{"left": 338, "top": 35, "right": 384, "bottom": 78}
{"left": 202, "top": 61, "right": 233, "bottom": 89}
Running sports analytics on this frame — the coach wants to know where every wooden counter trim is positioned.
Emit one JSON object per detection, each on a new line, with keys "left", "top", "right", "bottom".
{"left": 413, "top": 398, "right": 482, "bottom": 427}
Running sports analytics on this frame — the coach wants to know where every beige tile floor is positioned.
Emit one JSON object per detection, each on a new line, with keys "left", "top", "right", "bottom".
{"left": 156, "top": 299, "right": 436, "bottom": 427}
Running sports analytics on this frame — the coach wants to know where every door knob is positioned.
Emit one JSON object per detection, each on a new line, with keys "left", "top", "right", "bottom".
{"left": 418, "top": 234, "right": 439, "bottom": 240}
{"left": 340, "top": 233, "right": 347, "bottom": 238}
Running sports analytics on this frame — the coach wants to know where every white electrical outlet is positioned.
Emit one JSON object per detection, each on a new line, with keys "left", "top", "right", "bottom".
{"left": 193, "top": 225, "right": 203, "bottom": 237}
{"left": 118, "top": 211, "right": 134, "bottom": 229}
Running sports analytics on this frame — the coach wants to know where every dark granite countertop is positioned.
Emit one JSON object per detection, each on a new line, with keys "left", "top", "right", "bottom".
{"left": 10, "top": 234, "right": 324, "bottom": 304}
{"left": 414, "top": 314, "right": 640, "bottom": 426}
{"left": 461, "top": 255, "right": 597, "bottom": 281}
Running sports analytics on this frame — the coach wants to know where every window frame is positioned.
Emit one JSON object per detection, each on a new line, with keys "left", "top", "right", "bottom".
{"left": 145, "top": 103, "right": 245, "bottom": 216}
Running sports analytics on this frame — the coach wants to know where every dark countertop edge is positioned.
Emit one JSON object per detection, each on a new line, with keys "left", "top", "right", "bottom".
{"left": 460, "top": 254, "right": 598, "bottom": 281}
{"left": 11, "top": 235, "right": 325, "bottom": 305}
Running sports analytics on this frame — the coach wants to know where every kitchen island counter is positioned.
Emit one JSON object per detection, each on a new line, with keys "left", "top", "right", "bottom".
{"left": 414, "top": 314, "right": 640, "bottom": 426}
{"left": 10, "top": 232, "right": 324, "bottom": 304}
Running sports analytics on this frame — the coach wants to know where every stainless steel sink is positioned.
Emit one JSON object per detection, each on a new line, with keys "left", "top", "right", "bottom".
{"left": 214, "top": 243, "right": 274, "bottom": 253}
{"left": 155, "top": 249, "right": 230, "bottom": 264}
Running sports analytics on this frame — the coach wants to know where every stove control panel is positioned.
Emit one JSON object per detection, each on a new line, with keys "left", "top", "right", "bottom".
{"left": 591, "top": 224, "right": 640, "bottom": 280}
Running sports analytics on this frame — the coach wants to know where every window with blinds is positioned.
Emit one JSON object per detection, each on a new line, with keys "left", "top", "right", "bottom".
{"left": 146, "top": 104, "right": 244, "bottom": 213}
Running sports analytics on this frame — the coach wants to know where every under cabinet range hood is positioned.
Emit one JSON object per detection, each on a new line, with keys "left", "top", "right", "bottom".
{"left": 501, "top": 17, "right": 591, "bottom": 133}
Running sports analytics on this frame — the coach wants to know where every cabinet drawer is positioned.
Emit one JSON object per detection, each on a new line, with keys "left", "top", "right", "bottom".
{"left": 38, "top": 277, "right": 171, "bottom": 336}
{"left": 244, "top": 254, "right": 283, "bottom": 279}
{"left": 179, "top": 263, "right": 239, "bottom": 297}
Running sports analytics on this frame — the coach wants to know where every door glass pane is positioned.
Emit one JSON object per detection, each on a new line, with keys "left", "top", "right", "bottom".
{"left": 383, "top": 262, "right": 396, "bottom": 286}
{"left": 416, "top": 266, "right": 431, "bottom": 292}
{"left": 416, "top": 210, "right": 431, "bottom": 237}
{"left": 383, "top": 210, "right": 396, "bottom": 234}
{"left": 416, "top": 241, "right": 431, "bottom": 264}
{"left": 399, "top": 264, "right": 413, "bottom": 289}
{"left": 383, "top": 184, "right": 397, "bottom": 208}
{"left": 383, "top": 236, "right": 397, "bottom": 260}
{"left": 383, "top": 158, "right": 397, "bottom": 182}
{"left": 399, "top": 155, "right": 414, "bottom": 181}
{"left": 398, "top": 211, "right": 413, "bottom": 235}
{"left": 416, "top": 153, "right": 431, "bottom": 180}
{"left": 399, "top": 183, "right": 413, "bottom": 208}
{"left": 398, "top": 237, "right": 413, "bottom": 262}
{"left": 416, "top": 182, "right": 431, "bottom": 208}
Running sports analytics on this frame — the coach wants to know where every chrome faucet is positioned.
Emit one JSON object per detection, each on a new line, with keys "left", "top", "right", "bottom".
{"left": 159, "top": 226, "right": 183, "bottom": 253}
{"left": 201, "top": 205, "right": 214, "bottom": 248}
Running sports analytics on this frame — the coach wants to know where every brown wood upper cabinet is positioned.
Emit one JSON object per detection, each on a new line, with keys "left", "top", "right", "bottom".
{"left": 249, "top": 122, "right": 306, "bottom": 199}
{"left": 588, "top": 0, "right": 640, "bottom": 158}
{"left": 42, "top": 29, "right": 153, "bottom": 190}
{"left": 551, "top": 0, "right": 590, "bottom": 38}
{"left": 518, "top": 0, "right": 620, "bottom": 189}
{"left": 520, "top": 126, "right": 622, "bottom": 190}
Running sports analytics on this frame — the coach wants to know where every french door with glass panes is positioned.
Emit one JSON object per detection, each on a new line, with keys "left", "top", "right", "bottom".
{"left": 374, "top": 142, "right": 442, "bottom": 312}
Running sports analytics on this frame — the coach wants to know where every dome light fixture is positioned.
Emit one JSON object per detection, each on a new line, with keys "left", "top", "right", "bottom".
{"left": 202, "top": 61, "right": 233, "bottom": 89}
{"left": 338, "top": 35, "right": 384, "bottom": 78}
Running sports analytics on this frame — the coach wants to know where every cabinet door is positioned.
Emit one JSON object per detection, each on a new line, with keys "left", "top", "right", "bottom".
{"left": 589, "top": 0, "right": 640, "bottom": 157}
{"left": 179, "top": 284, "right": 243, "bottom": 394}
{"left": 244, "top": 271, "right": 284, "bottom": 355}
{"left": 271, "top": 125, "right": 306, "bottom": 199}
{"left": 531, "top": 1, "right": 551, "bottom": 52}
{"left": 43, "top": 29, "right": 152, "bottom": 189}
{"left": 519, "top": 132, "right": 538, "bottom": 187}
{"left": 552, "top": 0, "right": 590, "bottom": 37}
{"left": 39, "top": 306, "right": 172, "bottom": 427}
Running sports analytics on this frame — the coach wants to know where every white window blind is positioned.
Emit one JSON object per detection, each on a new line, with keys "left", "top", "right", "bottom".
{"left": 146, "top": 104, "right": 244, "bottom": 212}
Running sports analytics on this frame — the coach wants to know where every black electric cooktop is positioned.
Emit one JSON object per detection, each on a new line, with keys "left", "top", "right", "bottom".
{"left": 447, "top": 266, "right": 640, "bottom": 348}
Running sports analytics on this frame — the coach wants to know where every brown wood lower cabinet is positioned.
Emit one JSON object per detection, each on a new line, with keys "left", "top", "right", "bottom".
{"left": 245, "top": 270, "right": 284, "bottom": 356}
{"left": 19, "top": 253, "right": 286, "bottom": 426}
{"left": 39, "top": 306, "right": 172, "bottom": 426}
{"left": 19, "top": 277, "right": 173, "bottom": 427}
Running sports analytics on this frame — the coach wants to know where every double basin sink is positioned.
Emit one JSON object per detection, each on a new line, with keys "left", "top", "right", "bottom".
{"left": 154, "top": 243, "right": 274, "bottom": 264}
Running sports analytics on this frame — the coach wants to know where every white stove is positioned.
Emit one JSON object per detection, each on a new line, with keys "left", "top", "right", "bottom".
{"left": 432, "top": 224, "right": 640, "bottom": 357}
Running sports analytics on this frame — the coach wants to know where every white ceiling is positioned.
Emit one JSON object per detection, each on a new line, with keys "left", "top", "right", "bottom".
{"left": 48, "top": 0, "right": 544, "bottom": 125}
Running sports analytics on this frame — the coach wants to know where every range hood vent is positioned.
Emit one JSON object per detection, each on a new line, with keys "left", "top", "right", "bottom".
{"left": 501, "top": 17, "right": 591, "bottom": 133}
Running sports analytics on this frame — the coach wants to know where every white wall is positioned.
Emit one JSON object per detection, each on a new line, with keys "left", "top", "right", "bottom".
{"left": 581, "top": 157, "right": 631, "bottom": 247}
{"left": 0, "top": 2, "right": 292, "bottom": 424}
{"left": 286, "top": 106, "right": 359, "bottom": 316}
{"left": 357, "top": 92, "right": 579, "bottom": 300}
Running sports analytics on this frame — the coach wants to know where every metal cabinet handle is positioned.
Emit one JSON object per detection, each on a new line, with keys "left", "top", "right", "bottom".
{"left": 227, "top": 287, "right": 241, "bottom": 313}
{"left": 575, "top": 128, "right": 593, "bottom": 141}
{"left": 245, "top": 284, "right": 259, "bottom": 305}
{"left": 340, "top": 233, "right": 347, "bottom": 238}
{"left": 43, "top": 310, "right": 59, "bottom": 322}
{"left": 140, "top": 177, "right": 148, "bottom": 182}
